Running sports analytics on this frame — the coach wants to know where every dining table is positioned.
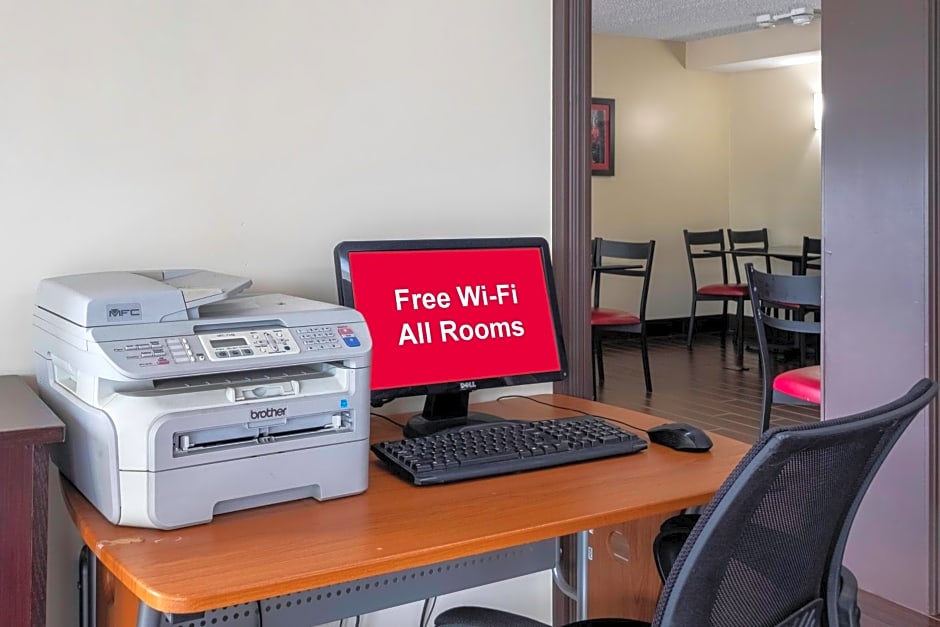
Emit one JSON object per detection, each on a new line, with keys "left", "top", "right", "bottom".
{"left": 705, "top": 245, "right": 820, "bottom": 275}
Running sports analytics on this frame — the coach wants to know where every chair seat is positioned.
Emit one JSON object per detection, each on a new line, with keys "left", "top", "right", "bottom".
{"left": 435, "top": 606, "right": 649, "bottom": 627}
{"left": 773, "top": 365, "right": 821, "bottom": 404}
{"left": 591, "top": 307, "right": 641, "bottom": 327}
{"left": 697, "top": 283, "right": 748, "bottom": 298}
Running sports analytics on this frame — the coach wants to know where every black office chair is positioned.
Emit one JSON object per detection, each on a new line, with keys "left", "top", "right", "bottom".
{"left": 435, "top": 378, "right": 938, "bottom": 627}
{"left": 802, "top": 236, "right": 822, "bottom": 273}
{"left": 590, "top": 238, "right": 655, "bottom": 395}
{"left": 727, "top": 227, "right": 771, "bottom": 282}
{"left": 682, "top": 229, "right": 747, "bottom": 368}
{"left": 747, "top": 264, "right": 821, "bottom": 431}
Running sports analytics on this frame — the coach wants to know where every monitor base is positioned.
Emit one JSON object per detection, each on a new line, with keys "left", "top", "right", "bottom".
{"left": 403, "top": 412, "right": 505, "bottom": 438}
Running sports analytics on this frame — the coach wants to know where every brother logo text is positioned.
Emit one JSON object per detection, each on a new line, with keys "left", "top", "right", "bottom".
{"left": 250, "top": 407, "right": 288, "bottom": 420}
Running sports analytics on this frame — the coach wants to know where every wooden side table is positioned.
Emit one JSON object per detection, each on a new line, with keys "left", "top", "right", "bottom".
{"left": 0, "top": 376, "right": 65, "bottom": 627}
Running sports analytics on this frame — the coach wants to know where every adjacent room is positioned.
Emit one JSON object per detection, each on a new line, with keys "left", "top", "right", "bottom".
{"left": 588, "top": 0, "right": 822, "bottom": 441}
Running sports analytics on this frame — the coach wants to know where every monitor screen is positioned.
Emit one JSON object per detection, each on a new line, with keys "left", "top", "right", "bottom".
{"left": 334, "top": 237, "right": 568, "bottom": 436}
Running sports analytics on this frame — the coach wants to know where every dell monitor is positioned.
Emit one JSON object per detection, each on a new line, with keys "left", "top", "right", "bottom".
{"left": 334, "top": 237, "right": 568, "bottom": 437}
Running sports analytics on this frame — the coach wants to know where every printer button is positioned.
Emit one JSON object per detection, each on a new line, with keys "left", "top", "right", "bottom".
{"left": 216, "top": 350, "right": 229, "bottom": 358}
{"left": 342, "top": 337, "right": 361, "bottom": 348}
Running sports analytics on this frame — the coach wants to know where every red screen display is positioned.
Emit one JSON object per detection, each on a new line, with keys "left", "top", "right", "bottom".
{"left": 347, "top": 247, "right": 562, "bottom": 391}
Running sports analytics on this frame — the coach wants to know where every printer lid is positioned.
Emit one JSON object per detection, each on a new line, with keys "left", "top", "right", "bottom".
{"left": 36, "top": 270, "right": 252, "bottom": 327}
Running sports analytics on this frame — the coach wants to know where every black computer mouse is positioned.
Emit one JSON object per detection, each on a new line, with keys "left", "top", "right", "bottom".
{"left": 647, "top": 423, "right": 713, "bottom": 452}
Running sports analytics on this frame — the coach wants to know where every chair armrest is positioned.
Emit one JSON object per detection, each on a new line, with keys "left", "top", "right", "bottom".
{"left": 837, "top": 566, "right": 861, "bottom": 627}
{"left": 652, "top": 514, "right": 700, "bottom": 582}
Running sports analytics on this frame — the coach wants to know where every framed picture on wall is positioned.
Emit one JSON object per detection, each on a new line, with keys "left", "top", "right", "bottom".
{"left": 590, "top": 98, "right": 615, "bottom": 176}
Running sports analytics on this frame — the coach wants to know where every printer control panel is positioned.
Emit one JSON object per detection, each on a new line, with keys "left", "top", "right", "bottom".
{"left": 101, "top": 324, "right": 365, "bottom": 373}
{"left": 198, "top": 329, "right": 300, "bottom": 362}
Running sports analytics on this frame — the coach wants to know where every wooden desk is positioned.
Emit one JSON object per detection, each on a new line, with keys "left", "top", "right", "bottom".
{"left": 63, "top": 395, "right": 748, "bottom": 626}
{"left": 0, "top": 376, "right": 65, "bottom": 627}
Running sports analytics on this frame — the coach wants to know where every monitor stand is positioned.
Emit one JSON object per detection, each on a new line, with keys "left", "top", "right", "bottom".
{"left": 403, "top": 391, "right": 505, "bottom": 438}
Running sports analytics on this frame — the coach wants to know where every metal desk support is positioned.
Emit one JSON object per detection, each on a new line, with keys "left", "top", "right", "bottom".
{"left": 551, "top": 531, "right": 590, "bottom": 621}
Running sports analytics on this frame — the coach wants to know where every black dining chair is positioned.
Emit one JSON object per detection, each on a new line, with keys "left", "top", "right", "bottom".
{"left": 434, "top": 378, "right": 938, "bottom": 627}
{"left": 727, "top": 227, "right": 771, "bottom": 282}
{"left": 682, "top": 229, "right": 747, "bottom": 369}
{"left": 746, "top": 263, "right": 821, "bottom": 433}
{"left": 802, "top": 236, "right": 822, "bottom": 273}
{"left": 590, "top": 238, "right": 655, "bottom": 395}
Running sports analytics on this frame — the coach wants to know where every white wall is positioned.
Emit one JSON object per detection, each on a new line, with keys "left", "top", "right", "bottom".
{"left": 591, "top": 35, "right": 822, "bottom": 319}
{"left": 728, "top": 61, "right": 822, "bottom": 262}
{"left": 0, "top": 1, "right": 553, "bottom": 625}
{"left": 592, "top": 35, "right": 730, "bottom": 320}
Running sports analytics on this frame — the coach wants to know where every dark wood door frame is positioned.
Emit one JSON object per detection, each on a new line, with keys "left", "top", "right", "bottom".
{"left": 551, "top": 2, "right": 592, "bottom": 624}
{"left": 551, "top": 0, "right": 592, "bottom": 402}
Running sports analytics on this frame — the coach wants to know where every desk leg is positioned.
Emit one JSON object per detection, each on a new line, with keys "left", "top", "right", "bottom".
{"left": 136, "top": 603, "right": 162, "bottom": 627}
{"left": 575, "top": 531, "right": 589, "bottom": 621}
{"left": 552, "top": 530, "right": 594, "bottom": 621}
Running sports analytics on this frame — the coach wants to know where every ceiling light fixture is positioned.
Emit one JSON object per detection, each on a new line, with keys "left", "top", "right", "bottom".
{"left": 756, "top": 7, "right": 817, "bottom": 29}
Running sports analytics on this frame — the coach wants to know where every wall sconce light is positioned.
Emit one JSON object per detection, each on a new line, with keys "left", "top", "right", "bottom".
{"left": 813, "top": 92, "right": 823, "bottom": 130}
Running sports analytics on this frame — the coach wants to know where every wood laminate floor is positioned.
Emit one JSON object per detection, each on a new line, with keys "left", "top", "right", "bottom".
{"left": 592, "top": 332, "right": 940, "bottom": 627}
{"left": 594, "top": 332, "right": 818, "bottom": 441}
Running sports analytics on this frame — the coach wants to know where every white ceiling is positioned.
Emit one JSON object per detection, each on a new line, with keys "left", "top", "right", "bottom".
{"left": 592, "top": 0, "right": 822, "bottom": 41}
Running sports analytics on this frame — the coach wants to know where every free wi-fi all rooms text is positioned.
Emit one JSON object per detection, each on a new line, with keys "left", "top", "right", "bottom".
{"left": 393, "top": 284, "right": 526, "bottom": 345}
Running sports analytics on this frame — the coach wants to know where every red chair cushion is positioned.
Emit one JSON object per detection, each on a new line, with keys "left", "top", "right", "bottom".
{"left": 698, "top": 283, "right": 748, "bottom": 297}
{"left": 773, "top": 366, "right": 821, "bottom": 404}
{"left": 591, "top": 307, "right": 641, "bottom": 327}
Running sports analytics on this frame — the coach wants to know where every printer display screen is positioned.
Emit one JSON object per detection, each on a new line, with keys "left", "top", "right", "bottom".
{"left": 209, "top": 338, "right": 249, "bottom": 349}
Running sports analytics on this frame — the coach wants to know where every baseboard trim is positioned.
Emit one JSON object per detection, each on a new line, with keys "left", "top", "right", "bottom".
{"left": 642, "top": 314, "right": 755, "bottom": 338}
{"left": 858, "top": 589, "right": 940, "bottom": 626}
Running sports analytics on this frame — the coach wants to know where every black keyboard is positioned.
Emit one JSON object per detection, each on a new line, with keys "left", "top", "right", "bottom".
{"left": 371, "top": 415, "right": 648, "bottom": 485}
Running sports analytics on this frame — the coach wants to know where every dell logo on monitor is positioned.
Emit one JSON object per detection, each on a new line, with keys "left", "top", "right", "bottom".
{"left": 459, "top": 381, "right": 477, "bottom": 391}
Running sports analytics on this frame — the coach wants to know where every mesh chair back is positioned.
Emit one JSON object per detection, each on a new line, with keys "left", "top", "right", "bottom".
{"left": 652, "top": 378, "right": 937, "bottom": 627}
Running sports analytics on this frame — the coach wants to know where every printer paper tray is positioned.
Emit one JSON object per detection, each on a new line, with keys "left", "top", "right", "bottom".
{"left": 175, "top": 410, "right": 348, "bottom": 456}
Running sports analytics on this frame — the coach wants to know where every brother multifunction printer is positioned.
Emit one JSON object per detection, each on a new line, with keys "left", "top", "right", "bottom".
{"left": 33, "top": 269, "right": 371, "bottom": 529}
